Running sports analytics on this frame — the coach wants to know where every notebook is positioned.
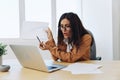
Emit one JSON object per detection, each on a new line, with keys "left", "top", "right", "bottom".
{"left": 9, "top": 44, "right": 66, "bottom": 72}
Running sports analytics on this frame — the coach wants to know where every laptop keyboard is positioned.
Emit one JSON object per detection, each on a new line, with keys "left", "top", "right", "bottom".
{"left": 47, "top": 66, "right": 58, "bottom": 70}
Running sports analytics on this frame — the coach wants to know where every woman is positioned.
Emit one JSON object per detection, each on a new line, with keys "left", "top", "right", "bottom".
{"left": 39, "top": 12, "right": 92, "bottom": 63}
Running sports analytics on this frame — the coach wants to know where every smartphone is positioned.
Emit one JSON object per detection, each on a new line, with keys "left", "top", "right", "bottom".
{"left": 36, "top": 36, "right": 41, "bottom": 43}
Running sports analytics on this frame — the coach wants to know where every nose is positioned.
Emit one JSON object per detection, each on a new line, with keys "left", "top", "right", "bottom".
{"left": 61, "top": 27, "right": 67, "bottom": 31}
{"left": 62, "top": 27, "right": 67, "bottom": 32}
{"left": 63, "top": 27, "right": 66, "bottom": 30}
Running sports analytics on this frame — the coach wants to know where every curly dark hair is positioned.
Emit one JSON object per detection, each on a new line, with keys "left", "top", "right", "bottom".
{"left": 57, "top": 12, "right": 88, "bottom": 48}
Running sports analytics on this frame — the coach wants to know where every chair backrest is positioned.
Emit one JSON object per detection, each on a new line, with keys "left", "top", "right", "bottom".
{"left": 87, "top": 30, "right": 97, "bottom": 60}
{"left": 87, "top": 30, "right": 102, "bottom": 60}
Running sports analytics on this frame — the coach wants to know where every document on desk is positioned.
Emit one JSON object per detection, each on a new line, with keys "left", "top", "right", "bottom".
{"left": 62, "top": 63, "right": 102, "bottom": 74}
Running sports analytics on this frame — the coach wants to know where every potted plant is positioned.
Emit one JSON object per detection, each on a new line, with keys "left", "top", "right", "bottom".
{"left": 0, "top": 43, "right": 7, "bottom": 65}
{"left": 0, "top": 43, "right": 10, "bottom": 72}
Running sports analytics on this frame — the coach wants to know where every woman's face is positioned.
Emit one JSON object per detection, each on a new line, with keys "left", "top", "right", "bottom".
{"left": 60, "top": 18, "right": 72, "bottom": 39}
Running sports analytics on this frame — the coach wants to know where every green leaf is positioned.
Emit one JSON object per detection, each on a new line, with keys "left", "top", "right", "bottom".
{"left": 0, "top": 43, "right": 7, "bottom": 56}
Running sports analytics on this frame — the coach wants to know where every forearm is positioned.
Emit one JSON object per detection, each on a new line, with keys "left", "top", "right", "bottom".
{"left": 48, "top": 35, "right": 92, "bottom": 62}
{"left": 49, "top": 47, "right": 83, "bottom": 62}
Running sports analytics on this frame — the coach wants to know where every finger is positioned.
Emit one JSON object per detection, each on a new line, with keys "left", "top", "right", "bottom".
{"left": 39, "top": 44, "right": 46, "bottom": 50}
{"left": 39, "top": 42, "right": 44, "bottom": 47}
{"left": 39, "top": 46, "right": 46, "bottom": 50}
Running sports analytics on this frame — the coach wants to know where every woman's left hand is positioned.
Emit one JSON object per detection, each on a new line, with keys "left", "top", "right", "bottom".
{"left": 39, "top": 27, "right": 54, "bottom": 50}
{"left": 45, "top": 28, "right": 53, "bottom": 41}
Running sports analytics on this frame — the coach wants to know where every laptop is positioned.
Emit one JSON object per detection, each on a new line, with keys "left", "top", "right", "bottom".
{"left": 9, "top": 44, "right": 66, "bottom": 72}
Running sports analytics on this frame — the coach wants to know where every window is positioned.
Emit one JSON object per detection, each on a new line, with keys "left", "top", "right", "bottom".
{"left": 56, "top": 0, "right": 82, "bottom": 23}
{"left": 0, "top": 0, "right": 82, "bottom": 39}
{"left": 0, "top": 0, "right": 19, "bottom": 38}
{"left": 21, "top": 0, "right": 51, "bottom": 39}
{"left": 25, "top": 0, "right": 51, "bottom": 23}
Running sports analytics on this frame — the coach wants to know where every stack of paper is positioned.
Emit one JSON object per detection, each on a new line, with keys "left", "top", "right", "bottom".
{"left": 62, "top": 63, "right": 102, "bottom": 74}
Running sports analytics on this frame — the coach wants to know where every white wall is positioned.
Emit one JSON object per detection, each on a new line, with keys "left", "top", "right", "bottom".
{"left": 82, "top": 0, "right": 113, "bottom": 60}
{"left": 112, "top": 0, "right": 120, "bottom": 60}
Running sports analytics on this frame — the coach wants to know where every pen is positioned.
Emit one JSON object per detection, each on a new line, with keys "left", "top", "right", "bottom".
{"left": 36, "top": 36, "right": 41, "bottom": 43}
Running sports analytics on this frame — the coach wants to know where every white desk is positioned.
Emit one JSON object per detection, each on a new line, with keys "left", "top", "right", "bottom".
{"left": 0, "top": 59, "right": 120, "bottom": 80}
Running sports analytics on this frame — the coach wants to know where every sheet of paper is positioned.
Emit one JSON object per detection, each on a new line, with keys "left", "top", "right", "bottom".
{"left": 62, "top": 63, "right": 102, "bottom": 74}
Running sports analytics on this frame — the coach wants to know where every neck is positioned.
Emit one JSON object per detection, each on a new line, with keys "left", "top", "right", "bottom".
{"left": 63, "top": 37, "right": 72, "bottom": 44}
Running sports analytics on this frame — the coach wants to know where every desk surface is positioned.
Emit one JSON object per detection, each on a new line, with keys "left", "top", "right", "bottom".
{"left": 0, "top": 59, "right": 120, "bottom": 80}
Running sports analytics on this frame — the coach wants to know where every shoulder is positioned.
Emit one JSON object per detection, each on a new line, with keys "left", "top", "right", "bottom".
{"left": 81, "top": 34, "right": 92, "bottom": 42}
{"left": 78, "top": 34, "right": 92, "bottom": 47}
{"left": 82, "top": 34, "right": 92, "bottom": 39}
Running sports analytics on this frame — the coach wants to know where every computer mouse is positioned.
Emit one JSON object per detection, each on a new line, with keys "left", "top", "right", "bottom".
{"left": 0, "top": 65, "right": 10, "bottom": 72}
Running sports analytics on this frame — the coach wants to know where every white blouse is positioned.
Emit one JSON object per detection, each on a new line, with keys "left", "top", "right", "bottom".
{"left": 63, "top": 38, "right": 73, "bottom": 52}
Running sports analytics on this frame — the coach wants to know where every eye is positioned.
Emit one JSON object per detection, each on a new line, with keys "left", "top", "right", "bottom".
{"left": 66, "top": 25, "right": 71, "bottom": 28}
{"left": 66, "top": 25, "right": 70, "bottom": 28}
{"left": 60, "top": 26, "right": 64, "bottom": 28}
{"left": 60, "top": 24, "right": 63, "bottom": 27}
{"left": 59, "top": 26, "right": 63, "bottom": 29}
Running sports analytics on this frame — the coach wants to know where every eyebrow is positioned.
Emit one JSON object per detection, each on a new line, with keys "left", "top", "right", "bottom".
{"left": 60, "top": 24, "right": 71, "bottom": 26}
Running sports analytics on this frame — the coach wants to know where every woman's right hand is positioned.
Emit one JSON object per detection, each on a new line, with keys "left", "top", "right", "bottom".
{"left": 39, "top": 41, "right": 48, "bottom": 50}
